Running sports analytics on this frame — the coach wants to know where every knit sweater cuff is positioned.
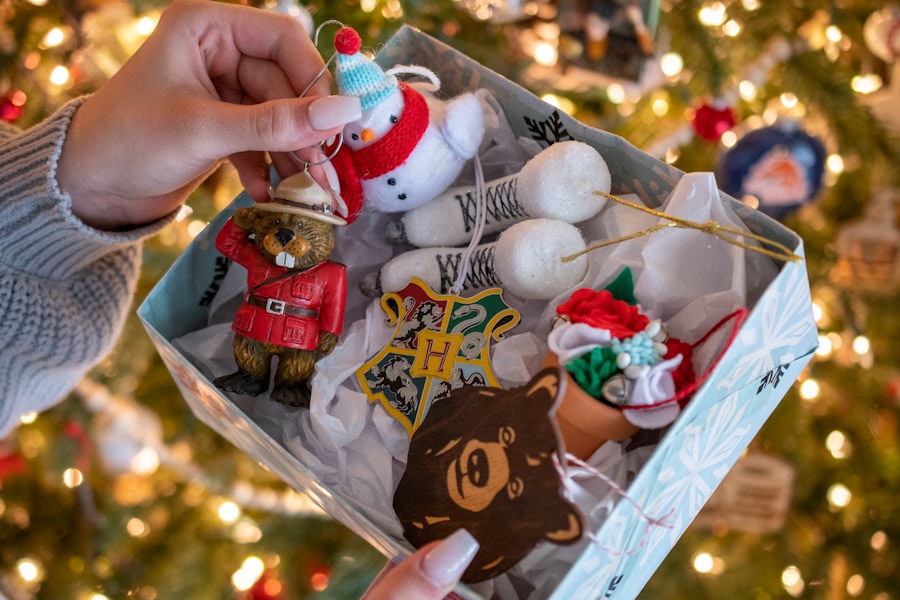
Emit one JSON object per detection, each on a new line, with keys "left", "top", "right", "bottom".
{"left": 0, "top": 98, "right": 175, "bottom": 281}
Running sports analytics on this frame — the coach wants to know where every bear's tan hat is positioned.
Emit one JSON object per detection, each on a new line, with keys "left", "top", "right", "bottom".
{"left": 256, "top": 171, "right": 347, "bottom": 226}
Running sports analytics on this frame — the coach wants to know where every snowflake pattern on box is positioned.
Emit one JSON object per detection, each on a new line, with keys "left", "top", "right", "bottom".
{"left": 568, "top": 389, "right": 752, "bottom": 600}
{"left": 715, "top": 261, "right": 816, "bottom": 394}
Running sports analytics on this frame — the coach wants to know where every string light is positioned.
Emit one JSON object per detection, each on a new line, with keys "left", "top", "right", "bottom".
{"left": 232, "top": 519, "right": 263, "bottom": 544}
{"left": 126, "top": 518, "right": 149, "bottom": 537}
{"left": 360, "top": 0, "right": 376, "bottom": 12}
{"left": 811, "top": 302, "right": 824, "bottom": 322}
{"left": 16, "top": 557, "right": 44, "bottom": 583}
{"left": 187, "top": 219, "right": 207, "bottom": 238}
{"left": 852, "top": 335, "right": 870, "bottom": 355}
{"left": 540, "top": 94, "right": 575, "bottom": 115}
{"left": 659, "top": 52, "right": 684, "bottom": 77}
{"left": 606, "top": 83, "right": 626, "bottom": 104}
{"left": 699, "top": 2, "right": 728, "bottom": 27}
{"left": 534, "top": 42, "right": 556, "bottom": 66}
{"left": 846, "top": 574, "right": 865, "bottom": 596}
{"left": 780, "top": 92, "right": 798, "bottom": 108}
{"left": 63, "top": 467, "right": 84, "bottom": 488}
{"left": 218, "top": 500, "right": 241, "bottom": 524}
{"left": 651, "top": 97, "right": 669, "bottom": 116}
{"left": 723, "top": 20, "right": 742, "bottom": 37}
{"left": 827, "top": 483, "right": 852, "bottom": 509}
{"left": 129, "top": 446, "right": 160, "bottom": 475}
{"left": 721, "top": 130, "right": 737, "bottom": 147}
{"left": 870, "top": 530, "right": 888, "bottom": 551}
{"left": 825, "top": 430, "right": 851, "bottom": 459}
{"left": 49, "top": 65, "right": 70, "bottom": 86}
{"left": 382, "top": 0, "right": 403, "bottom": 19}
{"left": 799, "top": 379, "right": 820, "bottom": 400}
{"left": 851, "top": 74, "right": 883, "bottom": 94}
{"left": 232, "top": 556, "right": 265, "bottom": 591}
{"left": 135, "top": 16, "right": 157, "bottom": 36}
{"left": 782, "top": 565, "right": 804, "bottom": 596}
{"left": 40, "top": 27, "right": 65, "bottom": 49}
{"left": 824, "top": 25, "right": 842, "bottom": 44}
{"left": 738, "top": 80, "right": 757, "bottom": 101}
{"left": 826, "top": 154, "right": 845, "bottom": 174}
{"left": 693, "top": 552, "right": 714, "bottom": 573}
{"left": 311, "top": 569, "right": 330, "bottom": 591}
{"left": 19, "top": 411, "right": 37, "bottom": 424}
{"left": 815, "top": 334, "right": 832, "bottom": 357}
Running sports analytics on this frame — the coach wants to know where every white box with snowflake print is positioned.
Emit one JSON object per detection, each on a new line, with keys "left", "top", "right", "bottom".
{"left": 139, "top": 26, "right": 817, "bottom": 600}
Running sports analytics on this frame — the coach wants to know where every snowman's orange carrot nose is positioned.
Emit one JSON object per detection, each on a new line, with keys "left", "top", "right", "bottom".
{"left": 360, "top": 128, "right": 376, "bottom": 143}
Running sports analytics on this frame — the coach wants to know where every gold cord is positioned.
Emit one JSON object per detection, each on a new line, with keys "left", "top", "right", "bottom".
{"left": 561, "top": 191, "right": 802, "bottom": 264}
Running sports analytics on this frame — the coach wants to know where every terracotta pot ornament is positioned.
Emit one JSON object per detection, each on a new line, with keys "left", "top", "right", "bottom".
{"left": 545, "top": 268, "right": 697, "bottom": 459}
{"left": 541, "top": 352, "right": 640, "bottom": 460}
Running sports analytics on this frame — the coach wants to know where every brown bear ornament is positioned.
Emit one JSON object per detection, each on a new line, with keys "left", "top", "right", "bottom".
{"left": 214, "top": 172, "right": 347, "bottom": 408}
{"left": 392, "top": 367, "right": 584, "bottom": 584}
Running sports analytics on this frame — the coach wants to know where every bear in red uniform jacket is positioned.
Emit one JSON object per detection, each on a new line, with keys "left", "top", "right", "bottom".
{"left": 214, "top": 172, "right": 347, "bottom": 408}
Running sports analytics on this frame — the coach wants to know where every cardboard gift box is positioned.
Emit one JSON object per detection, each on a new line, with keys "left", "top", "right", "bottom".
{"left": 139, "top": 26, "right": 818, "bottom": 599}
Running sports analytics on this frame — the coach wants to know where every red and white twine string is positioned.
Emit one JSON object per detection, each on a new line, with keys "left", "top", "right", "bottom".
{"left": 552, "top": 452, "right": 675, "bottom": 557}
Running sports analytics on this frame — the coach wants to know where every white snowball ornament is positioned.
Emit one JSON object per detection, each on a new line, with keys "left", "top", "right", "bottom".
{"left": 329, "top": 26, "right": 485, "bottom": 221}
{"left": 386, "top": 141, "right": 611, "bottom": 247}
{"left": 362, "top": 218, "right": 589, "bottom": 300}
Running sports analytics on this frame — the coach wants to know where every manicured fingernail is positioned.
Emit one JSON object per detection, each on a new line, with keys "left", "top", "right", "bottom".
{"left": 309, "top": 95, "right": 361, "bottom": 130}
{"left": 421, "top": 529, "right": 479, "bottom": 588}
{"left": 321, "top": 160, "right": 341, "bottom": 194}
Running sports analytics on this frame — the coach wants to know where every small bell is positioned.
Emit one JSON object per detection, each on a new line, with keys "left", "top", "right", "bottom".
{"left": 601, "top": 374, "right": 633, "bottom": 406}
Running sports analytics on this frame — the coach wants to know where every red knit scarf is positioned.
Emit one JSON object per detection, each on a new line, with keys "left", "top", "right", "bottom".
{"left": 330, "top": 82, "right": 430, "bottom": 223}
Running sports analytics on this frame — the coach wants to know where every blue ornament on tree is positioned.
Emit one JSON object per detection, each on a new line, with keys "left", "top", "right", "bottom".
{"left": 718, "top": 122, "right": 826, "bottom": 220}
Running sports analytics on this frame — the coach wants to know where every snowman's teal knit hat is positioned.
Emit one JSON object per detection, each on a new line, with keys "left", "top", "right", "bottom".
{"left": 334, "top": 26, "right": 397, "bottom": 111}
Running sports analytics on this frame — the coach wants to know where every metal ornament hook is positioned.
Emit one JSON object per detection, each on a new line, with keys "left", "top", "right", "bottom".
{"left": 292, "top": 19, "right": 347, "bottom": 171}
{"left": 299, "top": 20, "right": 345, "bottom": 97}
{"left": 290, "top": 131, "right": 343, "bottom": 170}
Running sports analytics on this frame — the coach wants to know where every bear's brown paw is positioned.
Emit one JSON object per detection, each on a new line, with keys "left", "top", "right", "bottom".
{"left": 214, "top": 371, "right": 268, "bottom": 396}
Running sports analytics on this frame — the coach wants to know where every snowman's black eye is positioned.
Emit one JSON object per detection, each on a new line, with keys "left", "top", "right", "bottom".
{"left": 351, "top": 133, "right": 359, "bottom": 140}
{"left": 390, "top": 115, "right": 399, "bottom": 124}
{"left": 398, "top": 193, "right": 407, "bottom": 200}
{"left": 387, "top": 178, "right": 396, "bottom": 186}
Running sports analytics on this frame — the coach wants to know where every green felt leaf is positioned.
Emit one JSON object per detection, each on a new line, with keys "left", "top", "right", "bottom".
{"left": 603, "top": 267, "right": 637, "bottom": 306}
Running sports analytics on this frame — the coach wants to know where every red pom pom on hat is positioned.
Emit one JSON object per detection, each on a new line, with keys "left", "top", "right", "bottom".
{"left": 335, "top": 26, "right": 361, "bottom": 55}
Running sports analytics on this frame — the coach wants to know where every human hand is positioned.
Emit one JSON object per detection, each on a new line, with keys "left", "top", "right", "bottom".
{"left": 57, "top": 0, "right": 360, "bottom": 230}
{"left": 362, "top": 529, "right": 480, "bottom": 600}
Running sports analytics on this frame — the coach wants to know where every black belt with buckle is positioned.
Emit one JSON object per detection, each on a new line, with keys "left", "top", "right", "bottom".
{"left": 247, "top": 295, "right": 319, "bottom": 318}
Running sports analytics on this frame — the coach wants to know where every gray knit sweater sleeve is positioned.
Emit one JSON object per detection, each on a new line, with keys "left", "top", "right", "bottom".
{"left": 0, "top": 99, "right": 173, "bottom": 436}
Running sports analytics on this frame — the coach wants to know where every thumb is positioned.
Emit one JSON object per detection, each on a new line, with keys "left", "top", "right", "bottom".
{"left": 210, "top": 95, "right": 361, "bottom": 155}
{"left": 362, "top": 529, "right": 480, "bottom": 600}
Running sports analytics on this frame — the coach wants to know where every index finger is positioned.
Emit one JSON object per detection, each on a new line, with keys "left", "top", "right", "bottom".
{"left": 176, "top": 0, "right": 333, "bottom": 97}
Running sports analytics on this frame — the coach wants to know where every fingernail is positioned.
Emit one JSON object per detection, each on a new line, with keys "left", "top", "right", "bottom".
{"left": 421, "top": 529, "right": 479, "bottom": 588}
{"left": 321, "top": 160, "right": 341, "bottom": 194}
{"left": 309, "top": 95, "right": 361, "bottom": 131}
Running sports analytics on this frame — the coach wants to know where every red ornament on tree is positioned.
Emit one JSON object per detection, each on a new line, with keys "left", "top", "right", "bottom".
{"left": 0, "top": 90, "right": 26, "bottom": 123}
{"left": 692, "top": 102, "right": 737, "bottom": 142}
{"left": 247, "top": 569, "right": 285, "bottom": 600}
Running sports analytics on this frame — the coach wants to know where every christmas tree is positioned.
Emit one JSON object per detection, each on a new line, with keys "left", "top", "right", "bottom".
{"left": 2, "top": 0, "right": 899, "bottom": 598}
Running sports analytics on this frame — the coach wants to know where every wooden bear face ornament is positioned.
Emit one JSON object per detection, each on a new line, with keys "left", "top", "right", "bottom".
{"left": 392, "top": 367, "right": 584, "bottom": 583}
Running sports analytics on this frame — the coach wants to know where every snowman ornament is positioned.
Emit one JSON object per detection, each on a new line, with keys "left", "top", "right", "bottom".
{"left": 329, "top": 26, "right": 485, "bottom": 221}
